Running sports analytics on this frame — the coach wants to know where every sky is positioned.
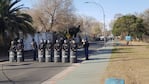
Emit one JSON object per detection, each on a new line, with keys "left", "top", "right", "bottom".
{"left": 20, "top": 0, "right": 149, "bottom": 29}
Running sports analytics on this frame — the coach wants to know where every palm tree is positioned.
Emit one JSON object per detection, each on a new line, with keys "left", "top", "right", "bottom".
{"left": 0, "top": 0, "right": 35, "bottom": 45}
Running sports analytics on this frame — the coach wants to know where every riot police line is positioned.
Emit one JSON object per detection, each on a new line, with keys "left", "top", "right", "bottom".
{"left": 9, "top": 39, "right": 78, "bottom": 63}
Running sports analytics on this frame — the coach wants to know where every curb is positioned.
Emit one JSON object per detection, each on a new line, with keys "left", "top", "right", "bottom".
{"left": 0, "top": 61, "right": 9, "bottom": 65}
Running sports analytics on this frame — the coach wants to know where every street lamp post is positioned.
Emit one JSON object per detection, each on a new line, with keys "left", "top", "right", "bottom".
{"left": 85, "top": 2, "right": 106, "bottom": 46}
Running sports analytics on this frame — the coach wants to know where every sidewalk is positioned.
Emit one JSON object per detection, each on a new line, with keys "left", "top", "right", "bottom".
{"left": 44, "top": 43, "right": 113, "bottom": 84}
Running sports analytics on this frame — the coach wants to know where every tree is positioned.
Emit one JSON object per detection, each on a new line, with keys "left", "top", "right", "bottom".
{"left": 0, "top": 0, "right": 35, "bottom": 45}
{"left": 109, "top": 13, "right": 123, "bottom": 30}
{"left": 27, "top": 9, "right": 49, "bottom": 32}
{"left": 80, "top": 16, "right": 102, "bottom": 38}
{"left": 91, "top": 21, "right": 102, "bottom": 37}
{"left": 140, "top": 9, "right": 149, "bottom": 36}
{"left": 68, "top": 25, "right": 80, "bottom": 38}
{"left": 29, "top": 0, "right": 75, "bottom": 32}
{"left": 112, "top": 15, "right": 145, "bottom": 40}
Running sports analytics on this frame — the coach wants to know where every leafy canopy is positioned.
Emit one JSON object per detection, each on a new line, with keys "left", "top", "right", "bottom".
{"left": 112, "top": 15, "right": 145, "bottom": 39}
{"left": 0, "top": 0, "right": 35, "bottom": 44}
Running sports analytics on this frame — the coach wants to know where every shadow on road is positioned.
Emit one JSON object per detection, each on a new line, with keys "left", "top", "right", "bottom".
{"left": 1, "top": 63, "right": 70, "bottom": 71}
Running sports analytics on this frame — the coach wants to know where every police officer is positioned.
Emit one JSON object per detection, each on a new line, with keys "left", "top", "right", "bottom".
{"left": 10, "top": 41, "right": 16, "bottom": 54}
{"left": 71, "top": 40, "right": 77, "bottom": 52}
{"left": 43, "top": 40, "right": 47, "bottom": 58}
{"left": 54, "top": 40, "right": 62, "bottom": 62}
{"left": 46, "top": 40, "right": 53, "bottom": 52}
{"left": 56, "top": 40, "right": 62, "bottom": 52}
{"left": 62, "top": 40, "right": 70, "bottom": 62}
{"left": 16, "top": 39, "right": 24, "bottom": 62}
{"left": 38, "top": 39, "right": 45, "bottom": 62}
{"left": 39, "top": 40, "right": 44, "bottom": 50}
{"left": 20, "top": 39, "right": 24, "bottom": 61}
{"left": 14, "top": 39, "right": 18, "bottom": 61}
{"left": 46, "top": 40, "right": 53, "bottom": 62}
{"left": 9, "top": 40, "right": 17, "bottom": 62}
{"left": 63, "top": 40, "right": 69, "bottom": 55}
{"left": 82, "top": 40, "right": 89, "bottom": 60}
{"left": 70, "top": 40, "right": 78, "bottom": 63}
{"left": 31, "top": 38, "right": 38, "bottom": 61}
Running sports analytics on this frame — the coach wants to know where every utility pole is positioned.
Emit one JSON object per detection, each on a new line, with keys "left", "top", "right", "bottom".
{"left": 85, "top": 1, "right": 106, "bottom": 46}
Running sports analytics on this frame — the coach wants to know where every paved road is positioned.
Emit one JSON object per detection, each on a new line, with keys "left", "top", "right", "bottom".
{"left": 0, "top": 41, "right": 104, "bottom": 84}
{"left": 89, "top": 41, "right": 104, "bottom": 49}
{"left": 0, "top": 62, "right": 71, "bottom": 84}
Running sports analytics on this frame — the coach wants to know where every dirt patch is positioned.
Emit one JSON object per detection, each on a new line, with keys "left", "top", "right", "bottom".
{"left": 100, "top": 41, "right": 149, "bottom": 84}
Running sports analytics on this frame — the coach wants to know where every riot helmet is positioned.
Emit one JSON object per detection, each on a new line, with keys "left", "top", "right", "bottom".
{"left": 56, "top": 40, "right": 59, "bottom": 43}
{"left": 17, "top": 39, "right": 21, "bottom": 43}
{"left": 40, "top": 39, "right": 43, "bottom": 43}
{"left": 11, "top": 41, "right": 14, "bottom": 45}
{"left": 47, "top": 40, "right": 51, "bottom": 43}
{"left": 44, "top": 40, "right": 47, "bottom": 43}
{"left": 72, "top": 40, "right": 75, "bottom": 44}
{"left": 64, "top": 40, "right": 67, "bottom": 43}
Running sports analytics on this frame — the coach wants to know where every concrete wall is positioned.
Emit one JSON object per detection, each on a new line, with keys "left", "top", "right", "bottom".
{"left": 23, "top": 32, "right": 53, "bottom": 51}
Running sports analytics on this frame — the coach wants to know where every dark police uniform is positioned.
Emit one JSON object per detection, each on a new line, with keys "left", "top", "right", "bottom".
{"left": 31, "top": 39, "right": 38, "bottom": 61}
{"left": 83, "top": 41, "right": 89, "bottom": 60}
